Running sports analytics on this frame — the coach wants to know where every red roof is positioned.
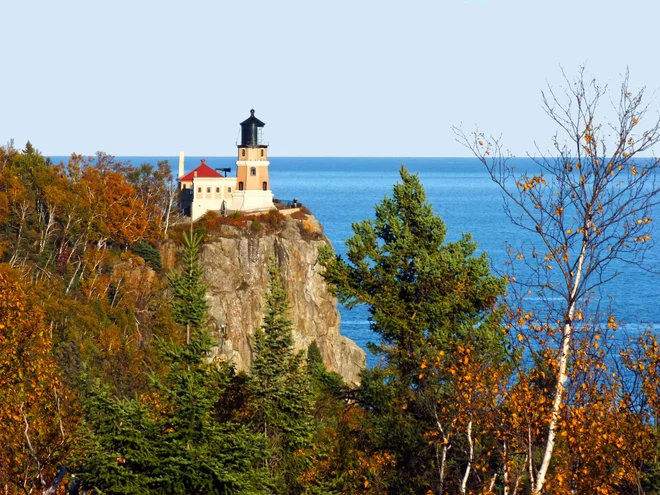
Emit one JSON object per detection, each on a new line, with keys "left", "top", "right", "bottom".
{"left": 179, "top": 160, "right": 224, "bottom": 181}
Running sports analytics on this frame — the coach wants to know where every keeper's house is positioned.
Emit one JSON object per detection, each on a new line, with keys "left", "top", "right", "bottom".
{"left": 179, "top": 109, "right": 274, "bottom": 220}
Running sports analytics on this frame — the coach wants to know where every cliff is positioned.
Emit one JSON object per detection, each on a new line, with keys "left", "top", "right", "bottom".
{"left": 196, "top": 212, "right": 365, "bottom": 385}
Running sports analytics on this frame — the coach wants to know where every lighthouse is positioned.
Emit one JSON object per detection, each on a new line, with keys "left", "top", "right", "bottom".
{"left": 230, "top": 109, "right": 274, "bottom": 212}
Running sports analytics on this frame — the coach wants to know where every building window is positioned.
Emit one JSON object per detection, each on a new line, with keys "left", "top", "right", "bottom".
{"left": 197, "top": 187, "right": 202, "bottom": 193}
{"left": 260, "top": 149, "right": 264, "bottom": 157}
{"left": 238, "top": 181, "right": 244, "bottom": 191}
{"left": 241, "top": 149, "right": 245, "bottom": 157}
{"left": 206, "top": 187, "right": 211, "bottom": 193}
{"left": 228, "top": 187, "right": 232, "bottom": 193}
{"left": 215, "top": 187, "right": 220, "bottom": 193}
{"left": 262, "top": 181, "right": 267, "bottom": 191}
{"left": 257, "top": 128, "right": 263, "bottom": 145}
{"left": 250, "top": 167, "right": 256, "bottom": 176}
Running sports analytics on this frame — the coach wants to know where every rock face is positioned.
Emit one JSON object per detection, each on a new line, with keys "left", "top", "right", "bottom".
{"left": 200, "top": 214, "right": 365, "bottom": 385}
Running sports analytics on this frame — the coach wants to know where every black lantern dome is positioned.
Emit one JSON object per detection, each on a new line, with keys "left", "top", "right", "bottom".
{"left": 239, "top": 109, "right": 266, "bottom": 148}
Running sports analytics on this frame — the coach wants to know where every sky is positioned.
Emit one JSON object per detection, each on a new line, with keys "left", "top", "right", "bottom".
{"left": 2, "top": 0, "right": 660, "bottom": 157}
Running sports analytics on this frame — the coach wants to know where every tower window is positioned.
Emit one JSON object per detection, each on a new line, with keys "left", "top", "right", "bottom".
{"left": 262, "top": 181, "right": 267, "bottom": 191}
{"left": 257, "top": 128, "right": 263, "bottom": 145}
{"left": 238, "top": 181, "right": 244, "bottom": 191}
{"left": 216, "top": 187, "right": 220, "bottom": 193}
{"left": 207, "top": 187, "right": 211, "bottom": 193}
{"left": 260, "top": 149, "right": 264, "bottom": 157}
{"left": 242, "top": 149, "right": 245, "bottom": 157}
{"left": 197, "top": 187, "right": 202, "bottom": 193}
{"left": 250, "top": 167, "right": 256, "bottom": 176}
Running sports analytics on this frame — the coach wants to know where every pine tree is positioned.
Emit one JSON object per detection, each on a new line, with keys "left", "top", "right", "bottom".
{"left": 169, "top": 231, "right": 206, "bottom": 344}
{"left": 247, "top": 261, "right": 315, "bottom": 493}
{"left": 72, "top": 231, "right": 270, "bottom": 494}
{"left": 307, "top": 340, "right": 344, "bottom": 397}
{"left": 73, "top": 350, "right": 270, "bottom": 494}
{"left": 320, "top": 166, "right": 508, "bottom": 493}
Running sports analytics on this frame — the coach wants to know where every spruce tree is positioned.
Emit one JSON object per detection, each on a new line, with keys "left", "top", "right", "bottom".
{"left": 247, "top": 261, "right": 315, "bottom": 493}
{"left": 169, "top": 231, "right": 207, "bottom": 344}
{"left": 73, "top": 351, "right": 270, "bottom": 494}
{"left": 72, "top": 231, "right": 270, "bottom": 494}
{"left": 320, "top": 166, "right": 508, "bottom": 493}
{"left": 307, "top": 340, "right": 344, "bottom": 397}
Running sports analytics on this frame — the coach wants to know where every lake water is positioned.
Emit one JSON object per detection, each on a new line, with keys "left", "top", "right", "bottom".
{"left": 50, "top": 156, "right": 660, "bottom": 366}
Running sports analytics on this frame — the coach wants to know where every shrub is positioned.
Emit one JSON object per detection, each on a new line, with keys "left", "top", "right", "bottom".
{"left": 290, "top": 210, "right": 307, "bottom": 221}
{"left": 263, "top": 209, "right": 284, "bottom": 229}
{"left": 298, "top": 220, "right": 322, "bottom": 241}
{"left": 132, "top": 242, "right": 162, "bottom": 270}
{"left": 204, "top": 210, "right": 220, "bottom": 221}
{"left": 196, "top": 210, "right": 248, "bottom": 234}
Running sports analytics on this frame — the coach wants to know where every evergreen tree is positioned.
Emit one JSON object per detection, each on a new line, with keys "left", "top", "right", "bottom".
{"left": 247, "top": 261, "right": 315, "bottom": 493}
{"left": 73, "top": 346, "right": 270, "bottom": 494}
{"left": 72, "top": 231, "right": 270, "bottom": 494}
{"left": 169, "top": 231, "right": 206, "bottom": 344}
{"left": 132, "top": 241, "right": 163, "bottom": 270}
{"left": 306, "top": 340, "right": 345, "bottom": 397}
{"left": 320, "top": 167, "right": 508, "bottom": 493}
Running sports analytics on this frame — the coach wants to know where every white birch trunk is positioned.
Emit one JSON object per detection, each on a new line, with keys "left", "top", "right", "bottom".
{"left": 533, "top": 239, "right": 587, "bottom": 494}
{"left": 460, "top": 420, "right": 474, "bottom": 495}
{"left": 503, "top": 441, "right": 509, "bottom": 495}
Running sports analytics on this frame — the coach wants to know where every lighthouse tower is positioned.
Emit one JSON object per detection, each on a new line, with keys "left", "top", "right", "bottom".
{"left": 231, "top": 109, "right": 274, "bottom": 212}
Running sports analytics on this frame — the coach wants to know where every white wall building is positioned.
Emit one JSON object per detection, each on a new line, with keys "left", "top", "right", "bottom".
{"left": 178, "top": 109, "right": 274, "bottom": 220}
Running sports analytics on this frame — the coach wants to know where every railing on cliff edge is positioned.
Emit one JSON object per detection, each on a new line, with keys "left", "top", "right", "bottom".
{"left": 273, "top": 198, "right": 303, "bottom": 209}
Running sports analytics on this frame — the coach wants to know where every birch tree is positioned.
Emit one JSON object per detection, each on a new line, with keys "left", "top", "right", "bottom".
{"left": 454, "top": 67, "right": 660, "bottom": 494}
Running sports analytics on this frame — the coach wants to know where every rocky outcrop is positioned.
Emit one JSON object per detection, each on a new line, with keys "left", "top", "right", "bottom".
{"left": 200, "top": 214, "right": 365, "bottom": 385}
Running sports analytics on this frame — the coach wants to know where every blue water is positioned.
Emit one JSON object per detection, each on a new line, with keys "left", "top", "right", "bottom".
{"left": 50, "top": 156, "right": 660, "bottom": 367}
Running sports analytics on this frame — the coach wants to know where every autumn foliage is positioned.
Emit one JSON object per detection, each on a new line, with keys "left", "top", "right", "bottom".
{"left": 2, "top": 68, "right": 660, "bottom": 494}
{"left": 0, "top": 266, "right": 76, "bottom": 493}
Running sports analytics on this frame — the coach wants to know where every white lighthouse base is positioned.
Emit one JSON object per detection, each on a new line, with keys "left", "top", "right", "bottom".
{"left": 230, "top": 190, "right": 274, "bottom": 213}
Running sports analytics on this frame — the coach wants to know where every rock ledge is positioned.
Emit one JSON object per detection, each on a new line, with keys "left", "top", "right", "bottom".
{"left": 200, "top": 213, "right": 365, "bottom": 385}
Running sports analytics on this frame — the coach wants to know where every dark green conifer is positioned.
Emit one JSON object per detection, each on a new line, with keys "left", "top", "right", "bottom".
{"left": 72, "top": 231, "right": 270, "bottom": 494}
{"left": 247, "top": 261, "right": 315, "bottom": 493}
{"left": 320, "top": 166, "right": 508, "bottom": 493}
{"left": 132, "top": 241, "right": 162, "bottom": 270}
{"left": 307, "top": 340, "right": 345, "bottom": 396}
{"left": 169, "top": 231, "right": 206, "bottom": 344}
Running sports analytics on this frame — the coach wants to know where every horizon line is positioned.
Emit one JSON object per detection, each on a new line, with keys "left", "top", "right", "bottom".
{"left": 45, "top": 154, "right": 660, "bottom": 160}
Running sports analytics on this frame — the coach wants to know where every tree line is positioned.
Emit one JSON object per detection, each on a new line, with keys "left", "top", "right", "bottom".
{"left": 2, "top": 69, "right": 660, "bottom": 494}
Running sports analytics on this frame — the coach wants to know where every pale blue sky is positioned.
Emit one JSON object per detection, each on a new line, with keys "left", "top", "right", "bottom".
{"left": 2, "top": 0, "right": 659, "bottom": 157}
